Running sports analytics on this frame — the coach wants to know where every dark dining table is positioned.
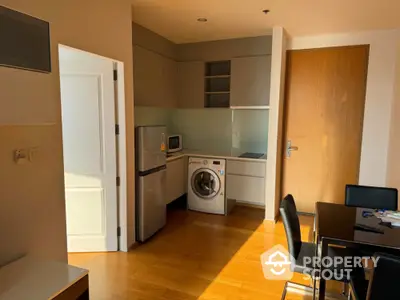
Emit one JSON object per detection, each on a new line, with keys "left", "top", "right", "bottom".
{"left": 315, "top": 202, "right": 400, "bottom": 300}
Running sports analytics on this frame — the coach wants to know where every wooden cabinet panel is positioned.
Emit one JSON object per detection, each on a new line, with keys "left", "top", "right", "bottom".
{"left": 226, "top": 174, "right": 265, "bottom": 206}
{"left": 133, "top": 46, "right": 162, "bottom": 107}
{"left": 133, "top": 46, "right": 178, "bottom": 107}
{"left": 183, "top": 156, "right": 188, "bottom": 192}
{"left": 161, "top": 55, "right": 178, "bottom": 108}
{"left": 178, "top": 61, "right": 205, "bottom": 108}
{"left": 226, "top": 160, "right": 266, "bottom": 177}
{"left": 231, "top": 55, "right": 271, "bottom": 107}
{"left": 166, "top": 158, "right": 186, "bottom": 204}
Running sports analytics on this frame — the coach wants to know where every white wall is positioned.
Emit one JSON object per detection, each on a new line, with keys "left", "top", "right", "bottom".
{"left": 266, "top": 27, "right": 288, "bottom": 220}
{"left": 289, "top": 29, "right": 400, "bottom": 187}
{"left": 386, "top": 42, "right": 400, "bottom": 192}
{"left": 0, "top": 0, "right": 134, "bottom": 266}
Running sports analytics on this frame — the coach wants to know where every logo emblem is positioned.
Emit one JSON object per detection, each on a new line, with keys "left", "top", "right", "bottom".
{"left": 260, "top": 245, "right": 294, "bottom": 280}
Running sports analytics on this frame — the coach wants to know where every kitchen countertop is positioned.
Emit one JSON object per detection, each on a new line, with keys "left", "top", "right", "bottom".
{"left": 166, "top": 149, "right": 267, "bottom": 163}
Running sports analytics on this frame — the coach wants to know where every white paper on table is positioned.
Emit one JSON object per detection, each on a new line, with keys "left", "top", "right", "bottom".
{"left": 378, "top": 216, "right": 400, "bottom": 227}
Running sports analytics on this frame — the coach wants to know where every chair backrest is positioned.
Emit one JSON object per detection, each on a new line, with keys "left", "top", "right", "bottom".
{"left": 345, "top": 184, "right": 398, "bottom": 210}
{"left": 280, "top": 194, "right": 302, "bottom": 259}
{"left": 367, "top": 253, "right": 400, "bottom": 300}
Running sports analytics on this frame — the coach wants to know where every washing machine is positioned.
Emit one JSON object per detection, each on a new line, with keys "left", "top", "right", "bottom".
{"left": 188, "top": 157, "right": 226, "bottom": 215}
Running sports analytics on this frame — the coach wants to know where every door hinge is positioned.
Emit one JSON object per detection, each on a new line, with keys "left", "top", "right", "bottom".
{"left": 113, "top": 69, "right": 118, "bottom": 81}
{"left": 116, "top": 176, "right": 121, "bottom": 187}
{"left": 117, "top": 226, "right": 121, "bottom": 237}
{"left": 115, "top": 124, "right": 120, "bottom": 135}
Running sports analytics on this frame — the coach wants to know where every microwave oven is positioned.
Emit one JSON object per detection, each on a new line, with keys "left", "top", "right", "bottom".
{"left": 167, "top": 135, "right": 182, "bottom": 153}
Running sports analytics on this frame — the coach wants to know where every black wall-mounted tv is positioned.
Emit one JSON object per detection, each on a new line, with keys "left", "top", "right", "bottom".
{"left": 0, "top": 5, "right": 51, "bottom": 73}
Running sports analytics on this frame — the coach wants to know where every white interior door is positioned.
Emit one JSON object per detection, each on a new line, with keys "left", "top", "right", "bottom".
{"left": 59, "top": 46, "right": 118, "bottom": 252}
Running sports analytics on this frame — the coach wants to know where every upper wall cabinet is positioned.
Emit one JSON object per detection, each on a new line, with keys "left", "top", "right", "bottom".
{"left": 230, "top": 55, "right": 272, "bottom": 107}
{"left": 178, "top": 61, "right": 204, "bottom": 108}
{"left": 161, "top": 55, "right": 178, "bottom": 108}
{"left": 133, "top": 46, "right": 161, "bottom": 107}
{"left": 133, "top": 46, "right": 177, "bottom": 107}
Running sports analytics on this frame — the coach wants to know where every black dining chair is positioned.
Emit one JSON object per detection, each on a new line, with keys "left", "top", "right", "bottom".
{"left": 345, "top": 184, "right": 398, "bottom": 210}
{"left": 280, "top": 194, "right": 356, "bottom": 300}
{"left": 349, "top": 253, "right": 400, "bottom": 300}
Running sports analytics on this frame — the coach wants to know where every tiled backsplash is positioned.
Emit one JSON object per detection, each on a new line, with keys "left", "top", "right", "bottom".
{"left": 232, "top": 109, "right": 269, "bottom": 154}
{"left": 170, "top": 109, "right": 233, "bottom": 153}
{"left": 135, "top": 106, "right": 269, "bottom": 154}
{"left": 134, "top": 106, "right": 173, "bottom": 130}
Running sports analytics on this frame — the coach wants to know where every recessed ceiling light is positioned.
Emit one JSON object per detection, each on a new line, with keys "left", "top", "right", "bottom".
{"left": 262, "top": 9, "right": 270, "bottom": 14}
{"left": 197, "top": 18, "right": 208, "bottom": 22}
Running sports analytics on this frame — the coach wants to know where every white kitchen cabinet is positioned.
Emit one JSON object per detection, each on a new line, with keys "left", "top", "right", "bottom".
{"left": 227, "top": 174, "right": 265, "bottom": 206}
{"left": 133, "top": 45, "right": 177, "bottom": 107}
{"left": 230, "top": 55, "right": 271, "bottom": 107}
{"left": 178, "top": 61, "right": 205, "bottom": 108}
{"left": 226, "top": 160, "right": 266, "bottom": 177}
{"left": 166, "top": 157, "right": 186, "bottom": 204}
{"left": 226, "top": 160, "right": 266, "bottom": 206}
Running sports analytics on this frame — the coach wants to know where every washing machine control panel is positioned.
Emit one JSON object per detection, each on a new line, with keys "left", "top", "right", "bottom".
{"left": 189, "top": 158, "right": 225, "bottom": 176}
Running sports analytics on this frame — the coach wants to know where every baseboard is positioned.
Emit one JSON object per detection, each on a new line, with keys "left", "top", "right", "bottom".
{"left": 274, "top": 213, "right": 280, "bottom": 223}
{"left": 128, "top": 242, "right": 140, "bottom": 251}
{"left": 235, "top": 201, "right": 265, "bottom": 210}
{"left": 167, "top": 194, "right": 187, "bottom": 210}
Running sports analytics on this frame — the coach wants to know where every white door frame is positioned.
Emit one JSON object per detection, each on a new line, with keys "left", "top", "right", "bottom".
{"left": 114, "top": 60, "right": 128, "bottom": 252}
{"left": 58, "top": 44, "right": 128, "bottom": 252}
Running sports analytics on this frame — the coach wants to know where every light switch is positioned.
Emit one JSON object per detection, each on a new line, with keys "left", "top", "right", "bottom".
{"left": 28, "top": 147, "right": 38, "bottom": 162}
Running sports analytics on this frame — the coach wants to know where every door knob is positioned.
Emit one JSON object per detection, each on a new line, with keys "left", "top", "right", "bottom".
{"left": 286, "top": 140, "right": 299, "bottom": 158}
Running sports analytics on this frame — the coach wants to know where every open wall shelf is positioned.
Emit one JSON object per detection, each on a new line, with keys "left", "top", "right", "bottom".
{"left": 205, "top": 61, "right": 231, "bottom": 108}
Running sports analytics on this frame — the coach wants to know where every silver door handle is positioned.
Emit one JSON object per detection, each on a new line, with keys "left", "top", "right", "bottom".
{"left": 286, "top": 140, "right": 299, "bottom": 158}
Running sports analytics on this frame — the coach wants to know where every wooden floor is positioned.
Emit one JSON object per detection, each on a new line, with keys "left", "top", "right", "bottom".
{"left": 68, "top": 205, "right": 319, "bottom": 300}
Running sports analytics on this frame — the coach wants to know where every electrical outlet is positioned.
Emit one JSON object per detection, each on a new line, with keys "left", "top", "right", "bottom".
{"left": 14, "top": 149, "right": 29, "bottom": 165}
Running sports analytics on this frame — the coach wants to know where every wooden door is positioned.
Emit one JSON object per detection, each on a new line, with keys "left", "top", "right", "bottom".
{"left": 231, "top": 55, "right": 271, "bottom": 107}
{"left": 281, "top": 46, "right": 369, "bottom": 213}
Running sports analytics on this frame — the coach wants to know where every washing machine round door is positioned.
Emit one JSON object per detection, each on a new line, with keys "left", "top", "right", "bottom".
{"left": 191, "top": 168, "right": 221, "bottom": 199}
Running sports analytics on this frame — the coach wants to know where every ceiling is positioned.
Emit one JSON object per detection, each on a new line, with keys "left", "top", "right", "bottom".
{"left": 132, "top": 0, "right": 400, "bottom": 44}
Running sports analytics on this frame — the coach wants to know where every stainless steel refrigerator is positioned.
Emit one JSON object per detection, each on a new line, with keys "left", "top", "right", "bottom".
{"left": 135, "top": 126, "right": 167, "bottom": 242}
